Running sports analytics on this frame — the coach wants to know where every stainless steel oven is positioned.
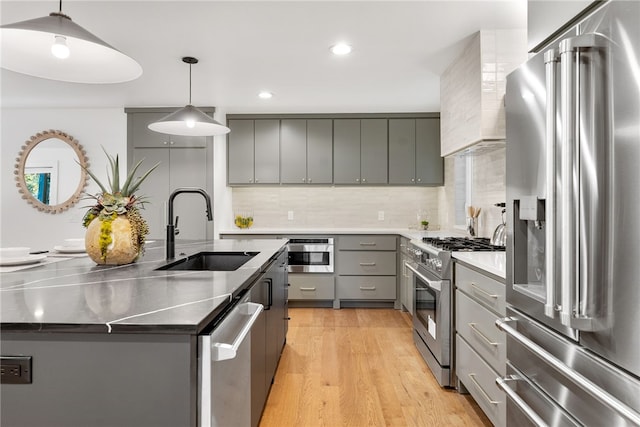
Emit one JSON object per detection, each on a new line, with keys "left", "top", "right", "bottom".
{"left": 287, "top": 238, "right": 334, "bottom": 273}
{"left": 407, "top": 260, "right": 452, "bottom": 387}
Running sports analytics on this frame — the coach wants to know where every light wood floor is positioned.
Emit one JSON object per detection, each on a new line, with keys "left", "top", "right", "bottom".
{"left": 259, "top": 308, "right": 492, "bottom": 427}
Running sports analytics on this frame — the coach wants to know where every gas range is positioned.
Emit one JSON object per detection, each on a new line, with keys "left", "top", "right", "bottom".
{"left": 409, "top": 237, "right": 505, "bottom": 280}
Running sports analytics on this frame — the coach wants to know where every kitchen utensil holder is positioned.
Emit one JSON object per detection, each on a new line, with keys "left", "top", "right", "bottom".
{"left": 467, "top": 217, "right": 477, "bottom": 237}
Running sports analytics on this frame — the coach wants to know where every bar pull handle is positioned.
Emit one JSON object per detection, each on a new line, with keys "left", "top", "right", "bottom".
{"left": 359, "top": 262, "right": 376, "bottom": 266}
{"left": 212, "top": 302, "right": 264, "bottom": 361}
{"left": 359, "top": 242, "right": 377, "bottom": 246}
{"left": 468, "top": 373, "right": 500, "bottom": 406}
{"left": 496, "top": 375, "right": 548, "bottom": 427}
{"left": 359, "top": 286, "right": 376, "bottom": 291}
{"left": 470, "top": 282, "right": 498, "bottom": 299}
{"left": 496, "top": 317, "right": 640, "bottom": 425}
{"left": 405, "top": 262, "right": 442, "bottom": 292}
{"left": 299, "top": 287, "right": 317, "bottom": 291}
{"left": 468, "top": 323, "right": 499, "bottom": 347}
{"left": 543, "top": 48, "right": 558, "bottom": 319}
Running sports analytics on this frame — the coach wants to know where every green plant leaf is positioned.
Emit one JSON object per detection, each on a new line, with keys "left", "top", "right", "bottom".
{"left": 125, "top": 161, "right": 160, "bottom": 196}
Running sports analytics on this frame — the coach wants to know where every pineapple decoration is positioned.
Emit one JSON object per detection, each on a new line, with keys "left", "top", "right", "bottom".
{"left": 81, "top": 148, "right": 159, "bottom": 265}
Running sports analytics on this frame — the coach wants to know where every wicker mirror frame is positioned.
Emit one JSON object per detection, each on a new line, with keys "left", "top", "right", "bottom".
{"left": 14, "top": 129, "right": 89, "bottom": 214}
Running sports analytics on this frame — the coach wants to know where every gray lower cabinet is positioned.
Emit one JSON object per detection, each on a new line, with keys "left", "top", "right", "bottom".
{"left": 455, "top": 262, "right": 506, "bottom": 427}
{"left": 336, "top": 235, "right": 397, "bottom": 305}
{"left": 127, "top": 109, "right": 212, "bottom": 241}
{"left": 281, "top": 119, "right": 332, "bottom": 184}
{"left": 334, "top": 119, "right": 388, "bottom": 184}
{"left": 288, "top": 274, "right": 335, "bottom": 300}
{"left": 228, "top": 119, "right": 280, "bottom": 185}
{"left": 389, "top": 118, "right": 443, "bottom": 185}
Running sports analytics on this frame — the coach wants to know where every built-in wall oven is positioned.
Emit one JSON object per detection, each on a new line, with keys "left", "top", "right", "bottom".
{"left": 287, "top": 238, "right": 334, "bottom": 273}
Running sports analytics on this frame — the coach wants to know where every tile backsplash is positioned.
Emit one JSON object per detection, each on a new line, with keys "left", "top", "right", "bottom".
{"left": 232, "top": 186, "right": 441, "bottom": 229}
{"left": 231, "top": 147, "right": 505, "bottom": 235}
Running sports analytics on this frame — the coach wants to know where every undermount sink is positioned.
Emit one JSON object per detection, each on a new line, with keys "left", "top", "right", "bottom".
{"left": 156, "top": 251, "right": 259, "bottom": 272}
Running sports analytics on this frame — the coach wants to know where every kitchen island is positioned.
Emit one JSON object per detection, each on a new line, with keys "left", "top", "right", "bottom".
{"left": 0, "top": 238, "right": 287, "bottom": 427}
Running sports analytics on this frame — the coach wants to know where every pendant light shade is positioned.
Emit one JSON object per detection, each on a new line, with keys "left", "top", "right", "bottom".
{"left": 1, "top": 3, "right": 142, "bottom": 84}
{"left": 148, "top": 57, "right": 230, "bottom": 137}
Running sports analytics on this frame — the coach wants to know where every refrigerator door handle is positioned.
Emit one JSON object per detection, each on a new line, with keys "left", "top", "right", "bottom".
{"left": 543, "top": 49, "right": 558, "bottom": 319}
{"left": 496, "top": 375, "right": 548, "bottom": 427}
{"left": 496, "top": 317, "right": 640, "bottom": 425}
{"left": 559, "top": 33, "right": 609, "bottom": 331}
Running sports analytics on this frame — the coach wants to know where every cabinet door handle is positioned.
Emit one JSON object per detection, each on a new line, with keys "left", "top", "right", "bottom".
{"left": 299, "top": 287, "right": 316, "bottom": 291}
{"left": 359, "top": 242, "right": 377, "bottom": 246}
{"left": 356, "top": 178, "right": 360, "bottom": 183}
{"left": 411, "top": 178, "right": 415, "bottom": 182}
{"left": 467, "top": 374, "right": 500, "bottom": 405}
{"left": 417, "top": 178, "right": 422, "bottom": 182}
{"left": 362, "top": 178, "right": 367, "bottom": 183}
{"left": 359, "top": 262, "right": 376, "bottom": 266}
{"left": 302, "top": 178, "right": 306, "bottom": 182}
{"left": 468, "top": 323, "right": 499, "bottom": 346}
{"left": 308, "top": 178, "right": 312, "bottom": 183}
{"left": 359, "top": 286, "right": 376, "bottom": 291}
{"left": 470, "top": 282, "right": 498, "bottom": 299}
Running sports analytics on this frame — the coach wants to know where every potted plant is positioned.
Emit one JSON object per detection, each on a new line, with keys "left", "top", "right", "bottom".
{"left": 421, "top": 220, "right": 429, "bottom": 230}
{"left": 81, "top": 148, "right": 159, "bottom": 265}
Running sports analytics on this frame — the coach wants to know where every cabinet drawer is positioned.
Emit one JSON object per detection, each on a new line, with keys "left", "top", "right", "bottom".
{"left": 337, "top": 251, "right": 396, "bottom": 275}
{"left": 339, "top": 235, "right": 397, "bottom": 251}
{"left": 456, "top": 290, "right": 506, "bottom": 375}
{"left": 337, "top": 276, "right": 396, "bottom": 300}
{"left": 288, "top": 274, "right": 334, "bottom": 300}
{"left": 455, "top": 264, "right": 505, "bottom": 315}
{"left": 456, "top": 335, "right": 506, "bottom": 427}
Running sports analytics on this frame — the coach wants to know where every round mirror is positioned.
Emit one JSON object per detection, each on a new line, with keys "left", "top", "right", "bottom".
{"left": 14, "top": 130, "right": 89, "bottom": 214}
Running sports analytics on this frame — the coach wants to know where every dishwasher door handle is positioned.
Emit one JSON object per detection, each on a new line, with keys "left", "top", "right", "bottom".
{"left": 211, "top": 302, "right": 264, "bottom": 361}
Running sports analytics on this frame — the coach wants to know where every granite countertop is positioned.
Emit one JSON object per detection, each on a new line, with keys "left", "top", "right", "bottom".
{"left": 0, "top": 239, "right": 287, "bottom": 335}
{"left": 452, "top": 251, "right": 506, "bottom": 279}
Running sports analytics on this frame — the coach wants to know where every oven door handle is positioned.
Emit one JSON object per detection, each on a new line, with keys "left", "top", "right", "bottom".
{"left": 405, "top": 262, "right": 442, "bottom": 292}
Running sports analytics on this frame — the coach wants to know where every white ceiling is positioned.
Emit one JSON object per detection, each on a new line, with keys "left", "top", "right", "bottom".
{"left": 0, "top": 0, "right": 527, "bottom": 114}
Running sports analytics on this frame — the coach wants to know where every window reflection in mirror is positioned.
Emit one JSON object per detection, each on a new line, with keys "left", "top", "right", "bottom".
{"left": 15, "top": 130, "right": 88, "bottom": 214}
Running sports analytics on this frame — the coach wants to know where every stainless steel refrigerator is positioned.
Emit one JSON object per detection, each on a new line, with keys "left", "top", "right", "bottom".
{"left": 500, "top": 0, "right": 640, "bottom": 425}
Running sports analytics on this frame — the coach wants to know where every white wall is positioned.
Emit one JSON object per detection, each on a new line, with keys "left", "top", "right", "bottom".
{"left": 0, "top": 108, "right": 127, "bottom": 250}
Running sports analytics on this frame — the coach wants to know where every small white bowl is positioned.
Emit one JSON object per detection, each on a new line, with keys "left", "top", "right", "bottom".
{"left": 0, "top": 247, "right": 30, "bottom": 259}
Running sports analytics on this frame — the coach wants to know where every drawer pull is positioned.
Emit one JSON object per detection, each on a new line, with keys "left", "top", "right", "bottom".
{"left": 469, "top": 323, "right": 499, "bottom": 346}
{"left": 359, "top": 286, "right": 377, "bottom": 291}
{"left": 468, "top": 373, "right": 500, "bottom": 405}
{"left": 299, "top": 287, "right": 317, "bottom": 291}
{"left": 470, "top": 282, "right": 499, "bottom": 299}
{"left": 359, "top": 242, "right": 377, "bottom": 246}
{"left": 359, "top": 262, "right": 377, "bottom": 266}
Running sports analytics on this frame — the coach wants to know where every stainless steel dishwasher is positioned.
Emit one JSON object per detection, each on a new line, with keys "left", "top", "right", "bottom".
{"left": 198, "top": 294, "right": 263, "bottom": 427}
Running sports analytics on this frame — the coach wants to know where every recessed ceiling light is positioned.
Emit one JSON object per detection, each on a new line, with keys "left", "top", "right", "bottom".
{"left": 258, "top": 91, "right": 273, "bottom": 99}
{"left": 330, "top": 43, "right": 352, "bottom": 55}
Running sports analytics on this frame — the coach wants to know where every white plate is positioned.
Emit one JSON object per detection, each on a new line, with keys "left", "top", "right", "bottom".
{"left": 0, "top": 254, "right": 47, "bottom": 266}
{"left": 53, "top": 245, "right": 86, "bottom": 254}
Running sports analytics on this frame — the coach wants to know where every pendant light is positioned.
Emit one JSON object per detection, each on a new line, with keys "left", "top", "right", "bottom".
{"left": 0, "top": 0, "right": 142, "bottom": 84}
{"left": 148, "top": 57, "right": 230, "bottom": 137}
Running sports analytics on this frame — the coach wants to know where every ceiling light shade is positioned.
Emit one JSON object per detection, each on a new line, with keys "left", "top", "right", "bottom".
{"left": 148, "top": 57, "right": 230, "bottom": 137}
{"left": 0, "top": 5, "right": 142, "bottom": 84}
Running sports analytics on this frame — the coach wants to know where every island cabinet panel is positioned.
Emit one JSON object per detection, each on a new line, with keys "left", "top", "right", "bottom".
{"left": 0, "top": 333, "right": 196, "bottom": 427}
{"left": 455, "top": 262, "right": 506, "bottom": 427}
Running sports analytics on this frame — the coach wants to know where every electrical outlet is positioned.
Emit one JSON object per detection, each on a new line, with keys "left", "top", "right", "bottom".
{"left": 378, "top": 211, "right": 385, "bottom": 221}
{"left": 287, "top": 211, "right": 294, "bottom": 221}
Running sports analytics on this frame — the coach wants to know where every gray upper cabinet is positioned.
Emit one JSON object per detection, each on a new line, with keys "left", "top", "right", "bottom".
{"left": 334, "top": 119, "right": 387, "bottom": 184}
{"left": 130, "top": 112, "right": 207, "bottom": 148}
{"left": 254, "top": 120, "right": 280, "bottom": 184}
{"left": 228, "top": 119, "right": 280, "bottom": 185}
{"left": 306, "top": 120, "right": 333, "bottom": 184}
{"left": 281, "top": 119, "right": 332, "bottom": 184}
{"left": 389, "top": 118, "right": 442, "bottom": 185}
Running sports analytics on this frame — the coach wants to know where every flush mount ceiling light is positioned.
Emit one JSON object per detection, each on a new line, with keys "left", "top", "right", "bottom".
{"left": 0, "top": 0, "right": 142, "bottom": 83}
{"left": 258, "top": 91, "right": 273, "bottom": 99}
{"left": 148, "top": 57, "right": 230, "bottom": 137}
{"left": 330, "top": 43, "right": 352, "bottom": 55}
